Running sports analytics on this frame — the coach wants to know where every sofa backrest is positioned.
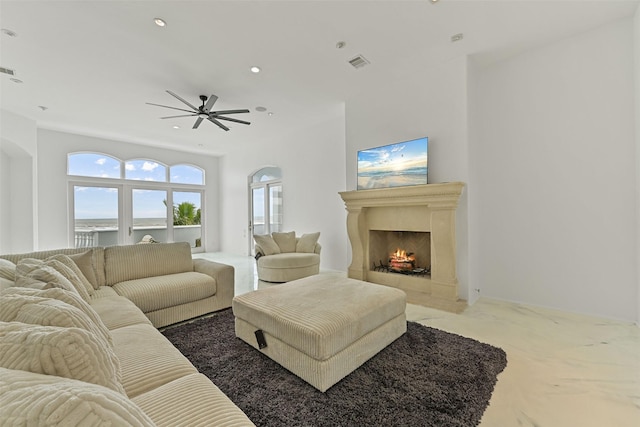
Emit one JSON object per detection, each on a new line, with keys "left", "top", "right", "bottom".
{"left": 0, "top": 247, "right": 106, "bottom": 288}
{"left": 103, "top": 242, "right": 193, "bottom": 286}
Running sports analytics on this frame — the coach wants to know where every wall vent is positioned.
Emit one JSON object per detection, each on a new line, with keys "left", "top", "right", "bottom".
{"left": 348, "top": 55, "right": 370, "bottom": 69}
{"left": 0, "top": 67, "right": 15, "bottom": 76}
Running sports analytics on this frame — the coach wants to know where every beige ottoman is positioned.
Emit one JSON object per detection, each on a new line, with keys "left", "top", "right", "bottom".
{"left": 232, "top": 275, "right": 407, "bottom": 392}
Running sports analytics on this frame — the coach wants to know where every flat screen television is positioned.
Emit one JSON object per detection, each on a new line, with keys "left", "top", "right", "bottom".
{"left": 357, "top": 137, "right": 428, "bottom": 190}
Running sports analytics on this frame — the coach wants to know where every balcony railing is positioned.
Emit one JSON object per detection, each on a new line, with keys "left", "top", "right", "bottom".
{"left": 74, "top": 225, "right": 201, "bottom": 249}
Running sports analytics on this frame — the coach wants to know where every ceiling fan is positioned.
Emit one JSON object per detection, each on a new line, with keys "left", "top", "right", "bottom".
{"left": 147, "top": 90, "right": 250, "bottom": 131}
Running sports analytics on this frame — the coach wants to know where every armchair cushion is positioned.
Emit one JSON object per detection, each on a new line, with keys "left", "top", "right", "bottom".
{"left": 272, "top": 231, "right": 296, "bottom": 253}
{"left": 296, "top": 232, "right": 320, "bottom": 253}
{"left": 253, "top": 234, "right": 281, "bottom": 256}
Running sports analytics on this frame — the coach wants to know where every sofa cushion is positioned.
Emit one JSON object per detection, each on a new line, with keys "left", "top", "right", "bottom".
{"left": 0, "top": 367, "right": 155, "bottom": 427}
{"left": 1, "top": 287, "right": 112, "bottom": 347}
{"left": 111, "top": 323, "right": 197, "bottom": 398}
{"left": 132, "top": 373, "right": 254, "bottom": 427}
{"left": 272, "top": 231, "right": 296, "bottom": 253}
{"left": 253, "top": 234, "right": 281, "bottom": 255}
{"left": 69, "top": 250, "right": 99, "bottom": 289}
{"left": 257, "top": 252, "right": 321, "bottom": 269}
{"left": 0, "top": 258, "right": 15, "bottom": 281}
{"left": 0, "top": 321, "right": 125, "bottom": 394}
{"left": 112, "top": 272, "right": 216, "bottom": 314}
{"left": 104, "top": 242, "right": 193, "bottom": 286}
{"left": 91, "top": 295, "right": 153, "bottom": 330}
{"left": 296, "top": 232, "right": 321, "bottom": 253}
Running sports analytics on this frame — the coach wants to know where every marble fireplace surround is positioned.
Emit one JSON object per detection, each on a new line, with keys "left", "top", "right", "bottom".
{"left": 339, "top": 182, "right": 465, "bottom": 312}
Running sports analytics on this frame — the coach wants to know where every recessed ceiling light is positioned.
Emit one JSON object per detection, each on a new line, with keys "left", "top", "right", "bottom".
{"left": 250, "top": 66, "right": 261, "bottom": 73}
{"left": 154, "top": 18, "right": 166, "bottom": 27}
{"left": 255, "top": 106, "right": 267, "bottom": 112}
{"left": 268, "top": 112, "right": 274, "bottom": 116}
{"left": 336, "top": 41, "right": 346, "bottom": 49}
{"left": 451, "top": 33, "right": 464, "bottom": 42}
{"left": 38, "top": 106, "right": 48, "bottom": 111}
{"left": 173, "top": 125, "right": 180, "bottom": 129}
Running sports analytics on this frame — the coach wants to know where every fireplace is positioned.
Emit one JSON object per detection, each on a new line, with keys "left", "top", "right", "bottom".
{"left": 369, "top": 230, "right": 430, "bottom": 274}
{"left": 339, "top": 182, "right": 465, "bottom": 312}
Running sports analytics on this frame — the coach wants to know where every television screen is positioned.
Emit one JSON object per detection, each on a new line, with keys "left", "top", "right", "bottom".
{"left": 357, "top": 137, "right": 428, "bottom": 190}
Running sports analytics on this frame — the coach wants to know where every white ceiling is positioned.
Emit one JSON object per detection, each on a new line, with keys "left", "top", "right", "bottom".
{"left": 1, "top": 0, "right": 637, "bottom": 156}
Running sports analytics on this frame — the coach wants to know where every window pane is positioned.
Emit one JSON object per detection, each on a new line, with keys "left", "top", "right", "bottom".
{"left": 74, "top": 186, "right": 119, "bottom": 247}
{"left": 170, "top": 164, "right": 204, "bottom": 184}
{"left": 68, "top": 153, "right": 120, "bottom": 178}
{"left": 125, "top": 160, "right": 166, "bottom": 182}
{"left": 252, "top": 187, "right": 265, "bottom": 236}
{"left": 269, "top": 184, "right": 283, "bottom": 233}
{"left": 252, "top": 167, "right": 281, "bottom": 183}
{"left": 173, "top": 191, "right": 202, "bottom": 248}
{"left": 132, "top": 189, "right": 167, "bottom": 243}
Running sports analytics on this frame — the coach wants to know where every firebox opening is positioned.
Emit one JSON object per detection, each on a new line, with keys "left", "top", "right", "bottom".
{"left": 369, "top": 230, "right": 431, "bottom": 276}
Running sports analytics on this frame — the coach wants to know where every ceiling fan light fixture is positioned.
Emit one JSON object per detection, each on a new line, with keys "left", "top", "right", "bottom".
{"left": 197, "top": 112, "right": 209, "bottom": 119}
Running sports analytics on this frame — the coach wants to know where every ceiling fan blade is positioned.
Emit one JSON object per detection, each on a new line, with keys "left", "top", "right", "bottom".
{"left": 160, "top": 114, "right": 197, "bottom": 119}
{"left": 214, "top": 115, "right": 251, "bottom": 125}
{"left": 192, "top": 117, "right": 204, "bottom": 129}
{"left": 208, "top": 117, "right": 230, "bottom": 131}
{"left": 212, "top": 109, "right": 250, "bottom": 115}
{"left": 202, "top": 95, "right": 218, "bottom": 113}
{"left": 146, "top": 103, "right": 195, "bottom": 114}
{"left": 166, "top": 90, "right": 199, "bottom": 110}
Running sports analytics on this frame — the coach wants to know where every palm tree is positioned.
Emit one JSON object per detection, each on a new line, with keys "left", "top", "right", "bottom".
{"left": 163, "top": 200, "right": 201, "bottom": 225}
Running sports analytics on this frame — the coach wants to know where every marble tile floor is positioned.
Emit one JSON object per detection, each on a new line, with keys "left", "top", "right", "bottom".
{"left": 195, "top": 252, "right": 640, "bottom": 427}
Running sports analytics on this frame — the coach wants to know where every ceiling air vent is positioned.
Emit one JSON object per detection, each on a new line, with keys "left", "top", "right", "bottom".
{"left": 348, "top": 55, "right": 370, "bottom": 69}
{"left": 0, "top": 67, "right": 15, "bottom": 76}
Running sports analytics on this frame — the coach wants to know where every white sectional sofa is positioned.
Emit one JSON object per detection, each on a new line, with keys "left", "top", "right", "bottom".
{"left": 0, "top": 242, "right": 255, "bottom": 426}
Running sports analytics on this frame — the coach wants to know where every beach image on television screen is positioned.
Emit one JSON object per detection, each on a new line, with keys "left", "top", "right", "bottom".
{"left": 357, "top": 137, "right": 428, "bottom": 190}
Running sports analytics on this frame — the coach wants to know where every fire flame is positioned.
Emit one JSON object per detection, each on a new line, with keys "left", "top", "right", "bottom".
{"left": 390, "top": 248, "right": 414, "bottom": 262}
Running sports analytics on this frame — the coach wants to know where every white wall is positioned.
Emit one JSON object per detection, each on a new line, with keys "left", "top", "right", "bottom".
{"left": 634, "top": 5, "right": 640, "bottom": 325}
{"left": 0, "top": 110, "right": 38, "bottom": 253}
{"left": 220, "top": 107, "right": 347, "bottom": 271}
{"left": 36, "top": 129, "right": 221, "bottom": 251}
{"left": 345, "top": 56, "right": 472, "bottom": 302}
{"left": 473, "top": 18, "right": 637, "bottom": 321}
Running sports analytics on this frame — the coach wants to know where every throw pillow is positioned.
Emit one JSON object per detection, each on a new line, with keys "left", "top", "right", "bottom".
{"left": 0, "top": 287, "right": 112, "bottom": 348}
{"left": 69, "top": 250, "right": 99, "bottom": 289}
{"left": 49, "top": 254, "right": 95, "bottom": 298}
{"left": 296, "top": 232, "right": 321, "bottom": 253}
{"left": 0, "top": 368, "right": 155, "bottom": 427}
{"left": 253, "top": 234, "right": 281, "bottom": 256}
{"left": 0, "top": 258, "right": 15, "bottom": 281}
{"left": 0, "top": 321, "right": 125, "bottom": 394}
{"left": 15, "top": 259, "right": 78, "bottom": 295}
{"left": 272, "top": 231, "right": 296, "bottom": 253}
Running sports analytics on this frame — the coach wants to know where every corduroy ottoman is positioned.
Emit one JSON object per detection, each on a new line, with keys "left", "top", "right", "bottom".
{"left": 232, "top": 275, "right": 407, "bottom": 392}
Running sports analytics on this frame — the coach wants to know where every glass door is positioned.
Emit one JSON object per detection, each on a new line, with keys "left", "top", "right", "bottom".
{"left": 71, "top": 185, "right": 121, "bottom": 248}
{"left": 131, "top": 189, "right": 167, "bottom": 244}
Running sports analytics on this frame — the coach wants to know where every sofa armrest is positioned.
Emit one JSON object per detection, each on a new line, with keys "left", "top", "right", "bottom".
{"left": 192, "top": 259, "right": 235, "bottom": 304}
{"left": 314, "top": 243, "right": 322, "bottom": 255}
{"left": 254, "top": 244, "right": 265, "bottom": 260}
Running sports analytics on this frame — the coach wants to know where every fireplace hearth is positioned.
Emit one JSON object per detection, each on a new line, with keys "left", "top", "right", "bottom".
{"left": 339, "top": 182, "right": 465, "bottom": 312}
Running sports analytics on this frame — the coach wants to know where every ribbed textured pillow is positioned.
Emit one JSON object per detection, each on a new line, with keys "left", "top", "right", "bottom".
{"left": 0, "top": 258, "right": 15, "bottom": 281}
{"left": 0, "top": 292, "right": 114, "bottom": 350}
{"left": 0, "top": 321, "right": 125, "bottom": 394}
{"left": 15, "top": 259, "right": 78, "bottom": 295}
{"left": 69, "top": 250, "right": 99, "bottom": 289}
{"left": 0, "top": 367, "right": 156, "bottom": 426}
{"left": 272, "top": 231, "right": 296, "bottom": 253}
{"left": 0, "top": 287, "right": 112, "bottom": 347}
{"left": 253, "top": 234, "right": 281, "bottom": 255}
{"left": 49, "top": 254, "right": 95, "bottom": 298}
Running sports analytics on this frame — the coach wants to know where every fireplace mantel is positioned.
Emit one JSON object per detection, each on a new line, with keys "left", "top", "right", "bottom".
{"left": 339, "top": 182, "right": 465, "bottom": 312}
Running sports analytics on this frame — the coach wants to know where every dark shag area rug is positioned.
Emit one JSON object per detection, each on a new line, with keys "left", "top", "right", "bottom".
{"left": 162, "top": 309, "right": 507, "bottom": 427}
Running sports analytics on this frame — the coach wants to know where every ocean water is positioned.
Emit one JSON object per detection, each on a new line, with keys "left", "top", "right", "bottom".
{"left": 75, "top": 218, "right": 166, "bottom": 230}
{"left": 358, "top": 167, "right": 428, "bottom": 190}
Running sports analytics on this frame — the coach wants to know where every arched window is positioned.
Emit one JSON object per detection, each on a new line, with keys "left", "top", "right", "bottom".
{"left": 125, "top": 159, "right": 167, "bottom": 182}
{"left": 68, "top": 153, "right": 121, "bottom": 179}
{"left": 251, "top": 166, "right": 281, "bottom": 183}
{"left": 170, "top": 164, "right": 204, "bottom": 185}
